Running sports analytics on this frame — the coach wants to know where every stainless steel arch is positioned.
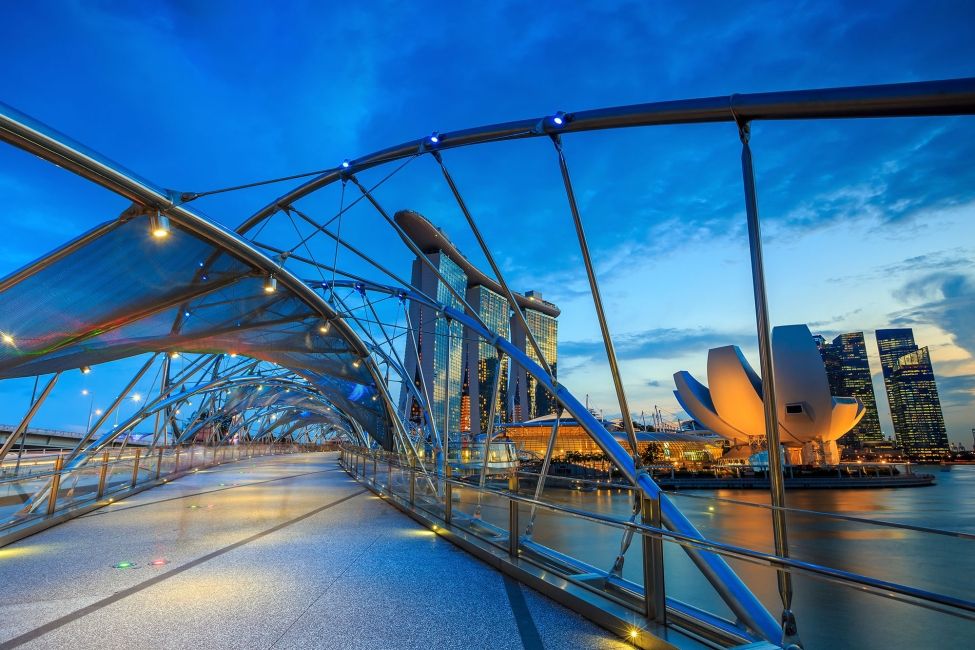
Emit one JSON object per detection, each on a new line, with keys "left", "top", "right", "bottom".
{"left": 237, "top": 77, "right": 975, "bottom": 234}
{"left": 0, "top": 100, "right": 406, "bottom": 453}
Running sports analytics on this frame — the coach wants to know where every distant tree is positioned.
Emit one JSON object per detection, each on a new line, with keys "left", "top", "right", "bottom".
{"left": 641, "top": 444, "right": 658, "bottom": 465}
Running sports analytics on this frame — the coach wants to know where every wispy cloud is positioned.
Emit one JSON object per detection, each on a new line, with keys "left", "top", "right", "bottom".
{"left": 562, "top": 327, "right": 749, "bottom": 363}
{"left": 890, "top": 272, "right": 975, "bottom": 357}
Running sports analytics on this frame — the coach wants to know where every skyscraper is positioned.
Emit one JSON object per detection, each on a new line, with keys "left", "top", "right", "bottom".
{"left": 466, "top": 284, "right": 510, "bottom": 435}
{"left": 510, "top": 292, "right": 559, "bottom": 421}
{"left": 400, "top": 252, "right": 466, "bottom": 437}
{"left": 815, "top": 332, "right": 884, "bottom": 447}
{"left": 876, "top": 328, "right": 949, "bottom": 460}
{"left": 396, "top": 210, "right": 559, "bottom": 438}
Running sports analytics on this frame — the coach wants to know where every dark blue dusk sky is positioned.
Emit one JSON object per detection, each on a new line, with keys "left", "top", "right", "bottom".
{"left": 1, "top": 1, "right": 973, "bottom": 443}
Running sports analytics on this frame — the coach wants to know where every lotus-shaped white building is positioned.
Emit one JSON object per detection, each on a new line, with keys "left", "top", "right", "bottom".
{"left": 673, "top": 324, "right": 865, "bottom": 465}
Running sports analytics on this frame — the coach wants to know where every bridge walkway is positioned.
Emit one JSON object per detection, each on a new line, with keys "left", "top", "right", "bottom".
{"left": 0, "top": 452, "right": 630, "bottom": 649}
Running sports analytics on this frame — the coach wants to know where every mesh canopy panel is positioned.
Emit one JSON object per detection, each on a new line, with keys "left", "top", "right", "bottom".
{"left": 0, "top": 216, "right": 392, "bottom": 447}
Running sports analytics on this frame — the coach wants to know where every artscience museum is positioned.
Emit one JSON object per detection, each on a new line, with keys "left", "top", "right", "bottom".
{"left": 674, "top": 325, "right": 866, "bottom": 465}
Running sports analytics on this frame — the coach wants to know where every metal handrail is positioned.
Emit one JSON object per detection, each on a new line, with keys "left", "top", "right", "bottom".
{"left": 0, "top": 443, "right": 306, "bottom": 539}
{"left": 346, "top": 446, "right": 975, "bottom": 621}
{"left": 511, "top": 467, "right": 975, "bottom": 541}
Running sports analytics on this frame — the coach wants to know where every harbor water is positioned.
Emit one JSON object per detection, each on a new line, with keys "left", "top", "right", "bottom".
{"left": 524, "top": 465, "right": 974, "bottom": 648}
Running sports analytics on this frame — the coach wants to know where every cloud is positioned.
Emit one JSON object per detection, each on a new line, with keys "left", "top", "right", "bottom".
{"left": 561, "top": 327, "right": 748, "bottom": 363}
{"left": 890, "top": 272, "right": 975, "bottom": 357}
{"left": 936, "top": 374, "right": 975, "bottom": 409}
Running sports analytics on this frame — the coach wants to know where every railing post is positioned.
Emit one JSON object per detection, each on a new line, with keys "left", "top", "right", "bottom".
{"left": 508, "top": 470, "right": 519, "bottom": 557}
{"left": 156, "top": 447, "right": 163, "bottom": 479}
{"left": 97, "top": 450, "right": 110, "bottom": 498}
{"left": 130, "top": 448, "right": 141, "bottom": 487}
{"left": 642, "top": 493, "right": 667, "bottom": 625}
{"left": 444, "top": 463, "right": 453, "bottom": 524}
{"left": 46, "top": 455, "right": 63, "bottom": 516}
{"left": 372, "top": 451, "right": 378, "bottom": 486}
{"left": 409, "top": 454, "right": 416, "bottom": 506}
{"left": 174, "top": 445, "right": 181, "bottom": 473}
{"left": 386, "top": 455, "right": 392, "bottom": 492}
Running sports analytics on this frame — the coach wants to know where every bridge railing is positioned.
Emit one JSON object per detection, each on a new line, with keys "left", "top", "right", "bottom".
{"left": 339, "top": 444, "right": 975, "bottom": 649}
{"left": 0, "top": 442, "right": 310, "bottom": 545}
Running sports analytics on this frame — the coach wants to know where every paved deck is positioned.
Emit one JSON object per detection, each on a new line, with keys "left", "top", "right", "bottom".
{"left": 0, "top": 452, "right": 629, "bottom": 649}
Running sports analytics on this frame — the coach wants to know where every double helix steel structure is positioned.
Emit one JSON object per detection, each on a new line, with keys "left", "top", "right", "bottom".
{"left": 1, "top": 78, "right": 974, "bottom": 649}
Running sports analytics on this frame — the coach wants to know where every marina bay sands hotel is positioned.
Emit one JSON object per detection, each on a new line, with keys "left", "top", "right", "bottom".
{"left": 395, "top": 210, "right": 559, "bottom": 438}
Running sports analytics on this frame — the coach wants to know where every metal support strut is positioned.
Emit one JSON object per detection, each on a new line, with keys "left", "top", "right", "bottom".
{"left": 738, "top": 120, "right": 801, "bottom": 649}
{"left": 550, "top": 135, "right": 642, "bottom": 467}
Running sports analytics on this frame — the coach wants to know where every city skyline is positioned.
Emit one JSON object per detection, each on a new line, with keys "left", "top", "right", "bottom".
{"left": 396, "top": 210, "right": 561, "bottom": 436}
{"left": 0, "top": 2, "right": 972, "bottom": 446}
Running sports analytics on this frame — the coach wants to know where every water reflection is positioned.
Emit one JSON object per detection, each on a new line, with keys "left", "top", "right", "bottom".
{"left": 527, "top": 465, "right": 973, "bottom": 649}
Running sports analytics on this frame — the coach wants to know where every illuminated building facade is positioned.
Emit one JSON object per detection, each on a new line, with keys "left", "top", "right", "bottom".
{"left": 815, "top": 332, "right": 884, "bottom": 447}
{"left": 465, "top": 284, "right": 510, "bottom": 435}
{"left": 876, "top": 328, "right": 949, "bottom": 461}
{"left": 400, "top": 252, "right": 466, "bottom": 437}
{"left": 503, "top": 415, "right": 723, "bottom": 467}
{"left": 510, "top": 291, "right": 559, "bottom": 421}
{"left": 396, "top": 210, "right": 559, "bottom": 437}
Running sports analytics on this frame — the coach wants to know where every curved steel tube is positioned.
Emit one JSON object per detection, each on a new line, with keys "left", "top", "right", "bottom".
{"left": 239, "top": 77, "right": 975, "bottom": 233}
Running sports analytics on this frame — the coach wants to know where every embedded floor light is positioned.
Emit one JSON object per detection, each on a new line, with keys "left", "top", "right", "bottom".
{"left": 263, "top": 274, "right": 277, "bottom": 294}
{"left": 149, "top": 213, "right": 171, "bottom": 238}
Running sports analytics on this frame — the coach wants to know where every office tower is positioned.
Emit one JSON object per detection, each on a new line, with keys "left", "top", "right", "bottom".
{"left": 400, "top": 253, "right": 466, "bottom": 438}
{"left": 396, "top": 210, "right": 559, "bottom": 437}
{"left": 876, "top": 328, "right": 949, "bottom": 460}
{"left": 510, "top": 291, "right": 559, "bottom": 421}
{"left": 466, "top": 284, "right": 510, "bottom": 435}
{"left": 815, "top": 332, "right": 884, "bottom": 447}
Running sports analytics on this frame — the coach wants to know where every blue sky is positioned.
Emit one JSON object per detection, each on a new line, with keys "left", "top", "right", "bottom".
{"left": 1, "top": 0, "right": 973, "bottom": 444}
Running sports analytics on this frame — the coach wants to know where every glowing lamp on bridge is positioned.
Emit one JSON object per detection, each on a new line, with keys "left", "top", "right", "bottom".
{"left": 673, "top": 324, "right": 865, "bottom": 465}
{"left": 148, "top": 213, "right": 171, "bottom": 238}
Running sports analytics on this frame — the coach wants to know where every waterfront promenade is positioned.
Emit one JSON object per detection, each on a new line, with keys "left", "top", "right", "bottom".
{"left": 0, "top": 453, "right": 634, "bottom": 650}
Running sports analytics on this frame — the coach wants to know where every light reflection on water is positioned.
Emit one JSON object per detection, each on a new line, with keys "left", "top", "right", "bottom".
{"left": 526, "top": 465, "right": 975, "bottom": 649}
